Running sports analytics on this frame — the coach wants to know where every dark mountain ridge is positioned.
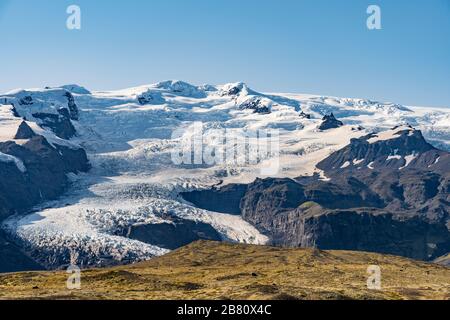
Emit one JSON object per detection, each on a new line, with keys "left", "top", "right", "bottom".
{"left": 182, "top": 126, "right": 450, "bottom": 261}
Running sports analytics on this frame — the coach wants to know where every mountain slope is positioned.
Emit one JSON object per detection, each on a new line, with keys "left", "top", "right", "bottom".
{"left": 0, "top": 81, "right": 449, "bottom": 270}
{"left": 183, "top": 126, "right": 450, "bottom": 261}
{"left": 0, "top": 241, "right": 448, "bottom": 300}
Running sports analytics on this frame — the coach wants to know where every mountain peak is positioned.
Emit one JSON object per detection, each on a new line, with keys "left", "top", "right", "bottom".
{"left": 318, "top": 113, "right": 344, "bottom": 130}
{"left": 14, "top": 121, "right": 36, "bottom": 140}
{"left": 219, "top": 82, "right": 255, "bottom": 97}
{"left": 150, "top": 80, "right": 205, "bottom": 98}
{"left": 317, "top": 125, "right": 442, "bottom": 173}
{"left": 58, "top": 84, "right": 91, "bottom": 95}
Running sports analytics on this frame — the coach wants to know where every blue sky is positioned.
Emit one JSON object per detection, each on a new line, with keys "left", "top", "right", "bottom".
{"left": 0, "top": 0, "right": 449, "bottom": 107}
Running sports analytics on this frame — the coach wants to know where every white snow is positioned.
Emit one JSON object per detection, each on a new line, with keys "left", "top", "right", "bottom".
{"left": 0, "top": 151, "right": 26, "bottom": 172}
{"left": 0, "top": 104, "right": 21, "bottom": 142}
{"left": 353, "top": 159, "right": 364, "bottom": 165}
{"left": 0, "top": 80, "right": 449, "bottom": 268}
{"left": 429, "top": 156, "right": 441, "bottom": 167}
{"left": 387, "top": 155, "right": 402, "bottom": 161}
{"left": 367, "top": 126, "right": 413, "bottom": 144}
{"left": 340, "top": 161, "right": 351, "bottom": 168}
{"left": 399, "top": 153, "right": 417, "bottom": 170}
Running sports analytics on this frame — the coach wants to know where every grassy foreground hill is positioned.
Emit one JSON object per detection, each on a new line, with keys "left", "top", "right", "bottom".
{"left": 0, "top": 241, "right": 449, "bottom": 300}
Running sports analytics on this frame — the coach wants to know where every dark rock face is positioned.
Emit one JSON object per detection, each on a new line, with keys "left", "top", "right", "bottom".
{"left": 138, "top": 95, "right": 151, "bottom": 105}
{"left": 32, "top": 112, "right": 76, "bottom": 139}
{"left": 221, "top": 84, "right": 243, "bottom": 96}
{"left": 0, "top": 132, "right": 90, "bottom": 269}
{"left": 299, "top": 111, "right": 311, "bottom": 119}
{"left": 240, "top": 178, "right": 307, "bottom": 217}
{"left": 0, "top": 135, "right": 90, "bottom": 221}
{"left": 317, "top": 127, "right": 438, "bottom": 173}
{"left": 318, "top": 113, "right": 343, "bottom": 130}
{"left": 182, "top": 127, "right": 450, "bottom": 261}
{"left": 182, "top": 184, "right": 248, "bottom": 215}
{"left": 239, "top": 97, "right": 271, "bottom": 114}
{"left": 125, "top": 217, "right": 222, "bottom": 250}
{"left": 64, "top": 91, "right": 79, "bottom": 120}
{"left": 2, "top": 89, "right": 80, "bottom": 139}
{"left": 11, "top": 105, "right": 20, "bottom": 118}
{"left": 14, "top": 121, "right": 36, "bottom": 139}
{"left": 136, "top": 90, "right": 165, "bottom": 105}
{"left": 18, "top": 96, "right": 33, "bottom": 106}
{"left": 0, "top": 230, "right": 44, "bottom": 273}
{"left": 259, "top": 205, "right": 450, "bottom": 261}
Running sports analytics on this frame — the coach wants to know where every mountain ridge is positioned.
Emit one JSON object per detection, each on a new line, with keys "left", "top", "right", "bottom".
{"left": 0, "top": 80, "right": 448, "bottom": 271}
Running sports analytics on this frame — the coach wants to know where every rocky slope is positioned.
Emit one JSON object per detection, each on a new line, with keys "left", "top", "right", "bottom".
{"left": 0, "top": 230, "right": 43, "bottom": 273}
{"left": 1, "top": 81, "right": 449, "bottom": 270}
{"left": 0, "top": 90, "right": 90, "bottom": 272}
{"left": 183, "top": 125, "right": 450, "bottom": 261}
{"left": 0, "top": 241, "right": 448, "bottom": 300}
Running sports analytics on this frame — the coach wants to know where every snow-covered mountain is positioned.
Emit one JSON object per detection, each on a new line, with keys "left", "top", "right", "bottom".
{"left": 0, "top": 81, "right": 449, "bottom": 269}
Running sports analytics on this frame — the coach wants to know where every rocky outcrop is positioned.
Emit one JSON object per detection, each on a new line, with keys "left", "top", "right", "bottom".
{"left": 182, "top": 184, "right": 248, "bottom": 215}
{"left": 124, "top": 217, "right": 222, "bottom": 250}
{"left": 0, "top": 230, "right": 44, "bottom": 273}
{"left": 317, "top": 126, "right": 441, "bottom": 173}
{"left": 0, "top": 135, "right": 90, "bottom": 221}
{"left": 239, "top": 97, "right": 271, "bottom": 114}
{"left": 182, "top": 126, "right": 450, "bottom": 261}
{"left": 318, "top": 113, "right": 343, "bottom": 130}
{"left": 64, "top": 91, "right": 79, "bottom": 120}
{"left": 220, "top": 83, "right": 245, "bottom": 96}
{"left": 240, "top": 197, "right": 450, "bottom": 260}
{"left": 14, "top": 121, "right": 36, "bottom": 139}
{"left": 1, "top": 89, "right": 80, "bottom": 139}
{"left": 0, "top": 130, "right": 90, "bottom": 271}
{"left": 32, "top": 111, "right": 76, "bottom": 139}
{"left": 153, "top": 80, "right": 206, "bottom": 98}
{"left": 136, "top": 90, "right": 164, "bottom": 105}
{"left": 299, "top": 111, "right": 311, "bottom": 119}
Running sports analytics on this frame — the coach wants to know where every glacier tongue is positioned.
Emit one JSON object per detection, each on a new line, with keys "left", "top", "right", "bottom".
{"left": 2, "top": 81, "right": 450, "bottom": 269}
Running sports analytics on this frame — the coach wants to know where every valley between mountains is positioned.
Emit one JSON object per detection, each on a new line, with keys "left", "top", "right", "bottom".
{"left": 0, "top": 80, "right": 449, "bottom": 279}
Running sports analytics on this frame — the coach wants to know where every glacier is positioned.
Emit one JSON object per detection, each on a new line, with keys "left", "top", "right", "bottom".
{"left": 1, "top": 80, "right": 449, "bottom": 269}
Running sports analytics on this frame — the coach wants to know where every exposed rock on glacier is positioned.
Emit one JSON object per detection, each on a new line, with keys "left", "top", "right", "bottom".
{"left": 1, "top": 80, "right": 449, "bottom": 270}
{"left": 183, "top": 126, "right": 450, "bottom": 261}
{"left": 14, "top": 121, "right": 36, "bottom": 139}
{"left": 0, "top": 135, "right": 90, "bottom": 221}
{"left": 318, "top": 113, "right": 343, "bottom": 130}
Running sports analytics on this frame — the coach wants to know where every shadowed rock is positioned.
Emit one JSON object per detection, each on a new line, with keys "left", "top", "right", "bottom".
{"left": 318, "top": 113, "right": 343, "bottom": 130}
{"left": 181, "top": 126, "right": 450, "bottom": 261}
{"left": 14, "top": 121, "right": 36, "bottom": 139}
{"left": 125, "top": 217, "right": 222, "bottom": 250}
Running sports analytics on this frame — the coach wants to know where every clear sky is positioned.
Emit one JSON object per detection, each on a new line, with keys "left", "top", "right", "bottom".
{"left": 0, "top": 0, "right": 449, "bottom": 107}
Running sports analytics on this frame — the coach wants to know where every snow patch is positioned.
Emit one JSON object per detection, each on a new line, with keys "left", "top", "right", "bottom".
{"left": 353, "top": 159, "right": 364, "bottom": 165}
{"left": 0, "top": 152, "right": 26, "bottom": 172}
{"left": 1, "top": 81, "right": 449, "bottom": 268}
{"left": 367, "top": 126, "right": 413, "bottom": 144}
{"left": 399, "top": 153, "right": 417, "bottom": 170}
{"left": 340, "top": 161, "right": 351, "bottom": 169}
{"left": 387, "top": 155, "right": 402, "bottom": 161}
